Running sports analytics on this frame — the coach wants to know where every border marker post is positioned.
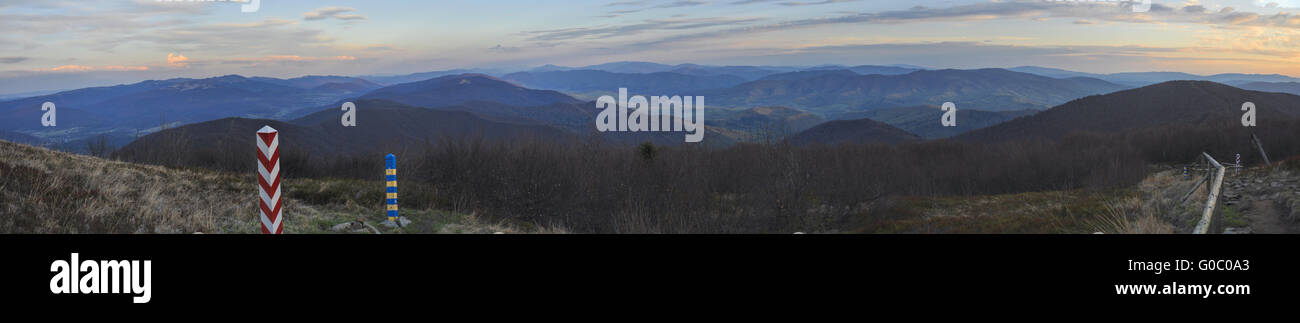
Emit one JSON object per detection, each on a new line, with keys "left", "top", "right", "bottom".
{"left": 257, "top": 126, "right": 284, "bottom": 234}
{"left": 386, "top": 154, "right": 399, "bottom": 224}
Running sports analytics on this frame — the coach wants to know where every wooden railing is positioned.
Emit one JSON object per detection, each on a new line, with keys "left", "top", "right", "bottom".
{"left": 1193, "top": 152, "right": 1226, "bottom": 234}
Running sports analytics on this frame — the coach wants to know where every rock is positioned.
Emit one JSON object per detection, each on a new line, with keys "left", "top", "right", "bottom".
{"left": 1223, "top": 227, "right": 1252, "bottom": 234}
{"left": 380, "top": 217, "right": 413, "bottom": 228}
{"left": 331, "top": 222, "right": 360, "bottom": 232}
{"left": 331, "top": 221, "right": 377, "bottom": 233}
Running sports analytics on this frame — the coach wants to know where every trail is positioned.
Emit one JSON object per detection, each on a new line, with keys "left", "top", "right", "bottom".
{"left": 1222, "top": 171, "right": 1300, "bottom": 234}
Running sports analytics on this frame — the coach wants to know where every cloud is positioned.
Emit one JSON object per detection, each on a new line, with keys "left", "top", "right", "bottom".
{"left": 608, "top": 1, "right": 652, "bottom": 6}
{"left": 127, "top": 18, "right": 335, "bottom": 56}
{"left": 522, "top": 16, "right": 766, "bottom": 42}
{"left": 37, "top": 64, "right": 147, "bottom": 72}
{"left": 101, "top": 65, "right": 150, "bottom": 71}
{"left": 602, "top": 0, "right": 709, "bottom": 16}
{"left": 777, "top": 0, "right": 858, "bottom": 6}
{"left": 654, "top": 1, "right": 708, "bottom": 8}
{"left": 0, "top": 57, "right": 30, "bottom": 64}
{"left": 217, "top": 55, "right": 357, "bottom": 65}
{"left": 167, "top": 53, "right": 190, "bottom": 67}
{"left": 362, "top": 44, "right": 398, "bottom": 51}
{"left": 303, "top": 7, "right": 367, "bottom": 21}
{"left": 48, "top": 65, "right": 95, "bottom": 72}
{"left": 730, "top": 0, "right": 857, "bottom": 5}
{"left": 488, "top": 44, "right": 523, "bottom": 53}
{"left": 615, "top": 1, "right": 1300, "bottom": 49}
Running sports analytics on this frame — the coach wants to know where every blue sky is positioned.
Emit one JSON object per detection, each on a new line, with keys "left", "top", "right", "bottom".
{"left": 3, "top": 0, "right": 1300, "bottom": 93}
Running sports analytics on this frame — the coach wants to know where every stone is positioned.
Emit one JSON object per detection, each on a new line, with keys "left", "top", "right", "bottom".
{"left": 380, "top": 217, "right": 413, "bottom": 228}
{"left": 1223, "top": 227, "right": 1252, "bottom": 234}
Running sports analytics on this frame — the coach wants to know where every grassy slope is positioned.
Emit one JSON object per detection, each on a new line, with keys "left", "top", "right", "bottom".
{"left": 0, "top": 139, "right": 555, "bottom": 234}
{"left": 860, "top": 165, "right": 1300, "bottom": 234}
{"left": 857, "top": 170, "right": 1210, "bottom": 234}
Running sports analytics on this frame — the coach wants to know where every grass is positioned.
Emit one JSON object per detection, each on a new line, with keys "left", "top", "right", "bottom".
{"left": 855, "top": 169, "right": 1208, "bottom": 234}
{"left": 1220, "top": 206, "right": 1249, "bottom": 228}
{"left": 0, "top": 140, "right": 562, "bottom": 234}
{"left": 858, "top": 190, "right": 1134, "bottom": 233}
{"left": 0, "top": 137, "right": 1226, "bottom": 234}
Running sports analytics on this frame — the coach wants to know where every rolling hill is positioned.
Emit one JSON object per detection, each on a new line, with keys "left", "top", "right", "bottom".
{"left": 698, "top": 68, "right": 1127, "bottom": 114}
{"left": 790, "top": 118, "right": 920, "bottom": 146}
{"left": 666, "top": 64, "right": 794, "bottom": 81}
{"left": 1010, "top": 66, "right": 1300, "bottom": 87}
{"left": 1236, "top": 82, "right": 1300, "bottom": 96}
{"left": 0, "top": 75, "right": 379, "bottom": 146}
{"left": 709, "top": 106, "right": 825, "bottom": 136}
{"left": 805, "top": 64, "right": 919, "bottom": 76}
{"left": 116, "top": 99, "right": 575, "bottom": 161}
{"left": 359, "top": 74, "right": 582, "bottom": 108}
{"left": 0, "top": 130, "right": 41, "bottom": 146}
{"left": 758, "top": 69, "right": 859, "bottom": 81}
{"left": 501, "top": 70, "right": 748, "bottom": 96}
{"left": 250, "top": 75, "right": 382, "bottom": 91}
{"left": 832, "top": 105, "right": 1037, "bottom": 139}
{"left": 958, "top": 81, "right": 1300, "bottom": 142}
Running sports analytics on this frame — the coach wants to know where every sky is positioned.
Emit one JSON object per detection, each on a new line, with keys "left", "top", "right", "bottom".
{"left": 2, "top": 0, "right": 1300, "bottom": 93}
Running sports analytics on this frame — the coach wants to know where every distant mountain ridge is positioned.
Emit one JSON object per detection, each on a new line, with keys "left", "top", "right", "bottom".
{"left": 699, "top": 68, "right": 1128, "bottom": 114}
{"left": 833, "top": 105, "right": 1036, "bottom": 139}
{"left": 1009, "top": 66, "right": 1300, "bottom": 87}
{"left": 0, "top": 74, "right": 375, "bottom": 145}
{"left": 359, "top": 74, "right": 582, "bottom": 109}
{"left": 501, "top": 70, "right": 749, "bottom": 96}
{"left": 958, "top": 81, "right": 1300, "bottom": 142}
{"left": 1236, "top": 81, "right": 1300, "bottom": 96}
{"left": 790, "top": 118, "right": 921, "bottom": 146}
{"left": 117, "top": 99, "right": 575, "bottom": 158}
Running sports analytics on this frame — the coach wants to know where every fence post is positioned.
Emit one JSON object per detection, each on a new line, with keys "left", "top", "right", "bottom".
{"left": 1194, "top": 152, "right": 1226, "bottom": 234}
{"left": 257, "top": 126, "right": 283, "bottom": 234}
{"left": 1252, "top": 133, "right": 1271, "bottom": 166}
{"left": 386, "top": 154, "right": 399, "bottom": 224}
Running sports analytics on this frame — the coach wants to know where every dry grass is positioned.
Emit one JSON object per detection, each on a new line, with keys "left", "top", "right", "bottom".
{"left": 855, "top": 170, "right": 1204, "bottom": 234}
{"left": 1087, "top": 196, "right": 1175, "bottom": 234}
{"left": 858, "top": 190, "right": 1132, "bottom": 233}
{"left": 0, "top": 140, "right": 560, "bottom": 234}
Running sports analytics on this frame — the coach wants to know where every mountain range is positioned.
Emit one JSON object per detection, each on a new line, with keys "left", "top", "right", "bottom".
{"left": 790, "top": 118, "right": 920, "bottom": 146}
{"left": 501, "top": 70, "right": 749, "bottom": 97}
{"left": 359, "top": 74, "right": 581, "bottom": 109}
{"left": 832, "top": 105, "right": 1037, "bottom": 139}
{"left": 116, "top": 99, "right": 575, "bottom": 159}
{"left": 0, "top": 74, "right": 383, "bottom": 148}
{"left": 1008, "top": 66, "right": 1300, "bottom": 87}
{"left": 8, "top": 61, "right": 1300, "bottom": 155}
{"left": 699, "top": 68, "right": 1127, "bottom": 114}
{"left": 958, "top": 81, "right": 1300, "bottom": 142}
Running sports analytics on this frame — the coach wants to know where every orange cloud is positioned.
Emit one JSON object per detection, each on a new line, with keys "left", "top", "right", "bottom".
{"left": 167, "top": 53, "right": 190, "bottom": 67}
{"left": 49, "top": 65, "right": 96, "bottom": 72}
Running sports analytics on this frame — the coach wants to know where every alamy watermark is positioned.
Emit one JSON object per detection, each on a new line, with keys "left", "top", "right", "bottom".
{"left": 1045, "top": 0, "right": 1151, "bottom": 13}
{"left": 156, "top": 0, "right": 260, "bottom": 13}
{"left": 596, "top": 88, "right": 705, "bottom": 143}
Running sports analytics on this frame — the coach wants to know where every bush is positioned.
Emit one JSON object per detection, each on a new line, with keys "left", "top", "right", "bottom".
{"left": 113, "top": 119, "right": 1300, "bottom": 233}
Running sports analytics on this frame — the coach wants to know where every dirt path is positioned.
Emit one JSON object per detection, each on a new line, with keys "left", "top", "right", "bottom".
{"left": 1223, "top": 171, "right": 1300, "bottom": 234}
{"left": 1240, "top": 199, "right": 1296, "bottom": 234}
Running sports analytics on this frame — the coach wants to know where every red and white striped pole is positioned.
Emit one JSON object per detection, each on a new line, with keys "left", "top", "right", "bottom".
{"left": 257, "top": 126, "right": 283, "bottom": 234}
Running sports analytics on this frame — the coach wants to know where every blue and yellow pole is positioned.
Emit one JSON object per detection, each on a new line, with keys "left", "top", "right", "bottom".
{"left": 385, "top": 154, "right": 398, "bottom": 223}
